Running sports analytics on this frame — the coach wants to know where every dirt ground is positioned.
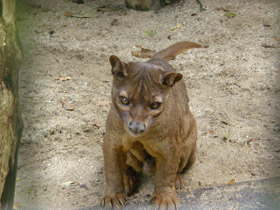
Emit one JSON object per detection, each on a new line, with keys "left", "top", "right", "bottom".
{"left": 14, "top": 0, "right": 280, "bottom": 209}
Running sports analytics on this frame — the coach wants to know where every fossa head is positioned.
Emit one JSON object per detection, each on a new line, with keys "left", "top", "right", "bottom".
{"left": 109, "top": 55, "right": 183, "bottom": 137}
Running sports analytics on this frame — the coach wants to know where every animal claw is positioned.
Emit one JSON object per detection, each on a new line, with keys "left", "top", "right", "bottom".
{"left": 119, "top": 199, "right": 124, "bottom": 206}
{"left": 101, "top": 200, "right": 105, "bottom": 207}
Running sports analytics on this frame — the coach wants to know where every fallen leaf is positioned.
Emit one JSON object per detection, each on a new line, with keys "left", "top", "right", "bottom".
{"left": 144, "top": 30, "right": 152, "bottom": 36}
{"left": 131, "top": 51, "right": 151, "bottom": 58}
{"left": 62, "top": 181, "right": 80, "bottom": 187}
{"left": 247, "top": 138, "right": 254, "bottom": 144}
{"left": 227, "top": 179, "right": 235, "bottom": 185}
{"left": 209, "top": 130, "right": 215, "bottom": 135}
{"left": 136, "top": 45, "right": 154, "bottom": 53}
{"left": 131, "top": 45, "right": 155, "bottom": 59}
{"left": 13, "top": 203, "right": 24, "bottom": 209}
{"left": 55, "top": 76, "right": 72, "bottom": 81}
{"left": 61, "top": 100, "right": 76, "bottom": 111}
{"left": 216, "top": 7, "right": 228, "bottom": 12}
{"left": 221, "top": 120, "right": 229, "bottom": 125}
{"left": 223, "top": 133, "right": 230, "bottom": 140}
{"left": 261, "top": 44, "right": 276, "bottom": 48}
{"left": 225, "top": 12, "right": 236, "bottom": 19}
{"left": 98, "top": 100, "right": 111, "bottom": 106}
{"left": 65, "top": 12, "right": 92, "bottom": 18}
{"left": 170, "top": 24, "right": 182, "bottom": 31}
{"left": 273, "top": 36, "right": 280, "bottom": 43}
{"left": 94, "top": 122, "right": 101, "bottom": 128}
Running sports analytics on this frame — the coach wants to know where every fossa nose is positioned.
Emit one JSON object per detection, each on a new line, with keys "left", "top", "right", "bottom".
{"left": 128, "top": 121, "right": 146, "bottom": 135}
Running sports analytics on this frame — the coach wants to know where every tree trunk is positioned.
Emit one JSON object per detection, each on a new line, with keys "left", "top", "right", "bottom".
{"left": 125, "top": 0, "right": 161, "bottom": 10}
{"left": 0, "top": 0, "right": 23, "bottom": 209}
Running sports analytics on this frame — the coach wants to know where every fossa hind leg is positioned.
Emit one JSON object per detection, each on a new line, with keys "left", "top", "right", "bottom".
{"left": 177, "top": 112, "right": 197, "bottom": 188}
{"left": 125, "top": 143, "right": 156, "bottom": 194}
{"left": 125, "top": 152, "right": 142, "bottom": 195}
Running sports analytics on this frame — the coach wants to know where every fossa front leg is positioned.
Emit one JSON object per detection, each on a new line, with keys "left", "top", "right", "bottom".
{"left": 153, "top": 146, "right": 181, "bottom": 210}
{"left": 101, "top": 134, "right": 127, "bottom": 209}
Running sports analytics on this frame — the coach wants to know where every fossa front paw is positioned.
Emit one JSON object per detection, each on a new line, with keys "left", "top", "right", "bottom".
{"left": 153, "top": 192, "right": 180, "bottom": 210}
{"left": 101, "top": 193, "right": 126, "bottom": 209}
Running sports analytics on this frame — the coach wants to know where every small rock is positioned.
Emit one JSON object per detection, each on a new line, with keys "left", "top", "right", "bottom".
{"left": 111, "top": 19, "right": 119, "bottom": 26}
{"left": 80, "top": 184, "right": 89, "bottom": 190}
{"left": 273, "top": 124, "right": 280, "bottom": 132}
{"left": 49, "top": 30, "right": 55, "bottom": 36}
{"left": 61, "top": 100, "right": 76, "bottom": 111}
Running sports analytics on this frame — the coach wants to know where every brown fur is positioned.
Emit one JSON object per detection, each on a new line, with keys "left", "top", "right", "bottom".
{"left": 101, "top": 42, "right": 200, "bottom": 210}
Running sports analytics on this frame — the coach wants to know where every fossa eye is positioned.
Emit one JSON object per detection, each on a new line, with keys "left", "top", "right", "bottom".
{"left": 120, "top": 96, "right": 130, "bottom": 106}
{"left": 150, "top": 102, "right": 161, "bottom": 110}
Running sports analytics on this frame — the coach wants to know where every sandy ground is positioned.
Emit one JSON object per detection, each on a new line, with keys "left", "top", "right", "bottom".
{"left": 14, "top": 0, "right": 280, "bottom": 209}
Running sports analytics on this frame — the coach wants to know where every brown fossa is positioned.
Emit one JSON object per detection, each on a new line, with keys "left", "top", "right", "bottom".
{"left": 101, "top": 41, "right": 200, "bottom": 210}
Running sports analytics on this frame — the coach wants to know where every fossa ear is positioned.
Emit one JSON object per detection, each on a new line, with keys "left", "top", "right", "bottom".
{"left": 162, "top": 72, "right": 183, "bottom": 87}
{"left": 109, "top": 55, "right": 128, "bottom": 78}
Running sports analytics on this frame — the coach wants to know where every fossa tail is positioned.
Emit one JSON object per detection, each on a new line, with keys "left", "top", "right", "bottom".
{"left": 152, "top": 41, "right": 201, "bottom": 61}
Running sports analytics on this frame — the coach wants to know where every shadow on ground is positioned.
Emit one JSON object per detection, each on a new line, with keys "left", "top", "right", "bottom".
{"left": 79, "top": 177, "right": 280, "bottom": 210}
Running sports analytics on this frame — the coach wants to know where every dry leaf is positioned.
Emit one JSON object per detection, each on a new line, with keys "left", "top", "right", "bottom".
{"left": 61, "top": 100, "right": 76, "bottom": 111}
{"left": 247, "top": 138, "right": 254, "bottom": 144}
{"left": 216, "top": 7, "right": 229, "bottom": 12}
{"left": 55, "top": 76, "right": 72, "bottom": 81}
{"left": 13, "top": 203, "right": 24, "bottom": 209}
{"left": 131, "top": 45, "right": 155, "bottom": 59}
{"left": 170, "top": 24, "right": 182, "bottom": 31}
{"left": 274, "top": 36, "right": 280, "bottom": 43}
{"left": 93, "top": 121, "right": 101, "bottom": 128}
{"left": 136, "top": 45, "right": 155, "bottom": 53}
{"left": 261, "top": 44, "right": 276, "bottom": 48}
{"left": 227, "top": 179, "right": 235, "bottom": 185}
{"left": 131, "top": 50, "right": 151, "bottom": 58}
{"left": 62, "top": 181, "right": 80, "bottom": 187}
{"left": 209, "top": 130, "right": 215, "bottom": 135}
